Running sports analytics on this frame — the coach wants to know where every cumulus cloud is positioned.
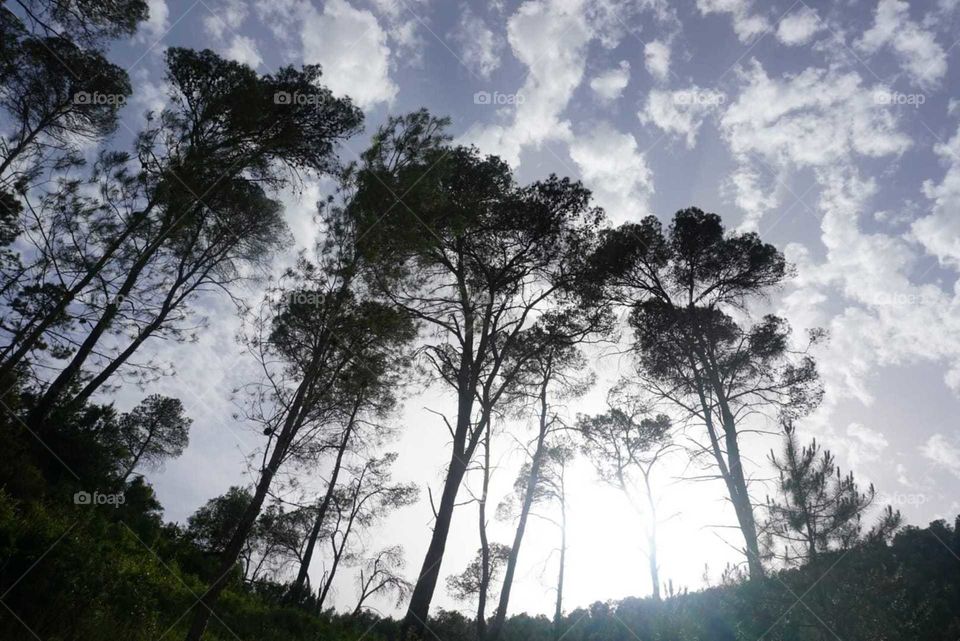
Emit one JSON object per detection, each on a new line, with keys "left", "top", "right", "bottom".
{"left": 719, "top": 62, "right": 960, "bottom": 444}
{"left": 590, "top": 60, "right": 630, "bottom": 103}
{"left": 224, "top": 35, "right": 264, "bottom": 68}
{"left": 644, "top": 40, "right": 671, "bottom": 81}
{"left": 776, "top": 6, "right": 822, "bottom": 46}
{"left": 856, "top": 0, "right": 947, "bottom": 89}
{"left": 462, "top": 0, "right": 593, "bottom": 165}
{"left": 368, "top": 0, "right": 430, "bottom": 59}
{"left": 913, "top": 125, "right": 960, "bottom": 269}
{"left": 137, "top": 0, "right": 169, "bottom": 42}
{"left": 202, "top": 0, "right": 249, "bottom": 40}
{"left": 696, "top": 0, "right": 768, "bottom": 42}
{"left": 568, "top": 122, "right": 654, "bottom": 223}
{"left": 920, "top": 433, "right": 960, "bottom": 477}
{"left": 301, "top": 0, "right": 398, "bottom": 110}
{"left": 719, "top": 60, "right": 910, "bottom": 227}
{"left": 451, "top": 7, "right": 503, "bottom": 78}
{"left": 844, "top": 422, "right": 890, "bottom": 469}
{"left": 639, "top": 86, "right": 725, "bottom": 149}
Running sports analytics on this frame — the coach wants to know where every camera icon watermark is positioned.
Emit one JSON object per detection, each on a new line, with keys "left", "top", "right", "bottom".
{"left": 74, "top": 490, "right": 125, "bottom": 507}
{"left": 473, "top": 91, "right": 525, "bottom": 106}
{"left": 273, "top": 91, "right": 325, "bottom": 106}
{"left": 873, "top": 91, "right": 925, "bottom": 108}
{"left": 73, "top": 91, "right": 126, "bottom": 106}
{"left": 672, "top": 90, "right": 725, "bottom": 107}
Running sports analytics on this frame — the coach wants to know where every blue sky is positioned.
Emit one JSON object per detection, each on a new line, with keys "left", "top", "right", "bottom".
{"left": 87, "top": 0, "right": 960, "bottom": 618}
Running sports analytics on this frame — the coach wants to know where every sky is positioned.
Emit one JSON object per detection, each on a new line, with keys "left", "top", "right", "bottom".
{"left": 75, "top": 0, "right": 960, "bottom": 620}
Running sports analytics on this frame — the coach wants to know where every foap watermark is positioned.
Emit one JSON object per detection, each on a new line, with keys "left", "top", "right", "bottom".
{"left": 873, "top": 91, "right": 926, "bottom": 108}
{"left": 73, "top": 91, "right": 126, "bottom": 106}
{"left": 867, "top": 291, "right": 936, "bottom": 306}
{"left": 74, "top": 490, "right": 125, "bottom": 507}
{"left": 285, "top": 290, "right": 326, "bottom": 307}
{"left": 273, "top": 91, "right": 326, "bottom": 106}
{"left": 673, "top": 90, "right": 725, "bottom": 107}
{"left": 473, "top": 90, "right": 525, "bottom": 106}
{"left": 878, "top": 492, "right": 928, "bottom": 507}
{"left": 83, "top": 291, "right": 131, "bottom": 308}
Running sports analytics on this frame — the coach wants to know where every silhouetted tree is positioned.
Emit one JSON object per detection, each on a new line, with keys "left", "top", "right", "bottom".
{"left": 315, "top": 453, "right": 418, "bottom": 609}
{"left": 447, "top": 543, "right": 512, "bottom": 622}
{"left": 348, "top": 110, "right": 606, "bottom": 638}
{"left": 587, "top": 208, "right": 823, "bottom": 579}
{"left": 763, "top": 421, "right": 901, "bottom": 564}
{"left": 487, "top": 325, "right": 597, "bottom": 641}
{"left": 578, "top": 381, "right": 672, "bottom": 600}
{"left": 16, "top": 49, "right": 361, "bottom": 426}
{"left": 353, "top": 545, "right": 413, "bottom": 616}
{"left": 184, "top": 268, "right": 412, "bottom": 640}
{"left": 118, "top": 394, "right": 191, "bottom": 482}
{"left": 0, "top": 0, "right": 146, "bottom": 186}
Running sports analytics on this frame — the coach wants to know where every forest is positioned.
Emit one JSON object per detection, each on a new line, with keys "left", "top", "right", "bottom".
{"left": 0, "top": 1, "right": 958, "bottom": 640}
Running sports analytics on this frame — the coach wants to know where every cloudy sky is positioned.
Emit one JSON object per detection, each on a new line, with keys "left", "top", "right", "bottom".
{"left": 95, "top": 0, "right": 960, "bottom": 619}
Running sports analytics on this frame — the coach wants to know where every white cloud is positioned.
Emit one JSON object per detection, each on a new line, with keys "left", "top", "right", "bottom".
{"left": 913, "top": 125, "right": 960, "bottom": 269}
{"left": 462, "top": 0, "right": 593, "bottom": 166}
{"left": 130, "top": 68, "right": 168, "bottom": 119}
{"left": 719, "top": 61, "right": 910, "bottom": 226}
{"left": 203, "top": 0, "right": 249, "bottom": 40}
{"left": 137, "top": 0, "right": 169, "bottom": 42}
{"left": 301, "top": 0, "right": 397, "bottom": 110}
{"left": 568, "top": 122, "right": 654, "bottom": 224}
{"left": 776, "top": 7, "right": 822, "bottom": 46}
{"left": 367, "top": 0, "right": 429, "bottom": 59}
{"left": 590, "top": 60, "right": 630, "bottom": 103}
{"left": 224, "top": 35, "right": 263, "bottom": 69}
{"left": 721, "top": 59, "right": 960, "bottom": 438}
{"left": 644, "top": 40, "right": 671, "bottom": 81}
{"left": 857, "top": 0, "right": 947, "bottom": 89}
{"left": 920, "top": 433, "right": 960, "bottom": 477}
{"left": 639, "top": 86, "right": 725, "bottom": 149}
{"left": 846, "top": 422, "right": 889, "bottom": 462}
{"left": 696, "top": 0, "right": 768, "bottom": 42}
{"left": 451, "top": 8, "right": 503, "bottom": 78}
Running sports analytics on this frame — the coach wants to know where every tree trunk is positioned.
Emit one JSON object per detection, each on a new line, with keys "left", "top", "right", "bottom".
{"left": 553, "top": 491, "right": 566, "bottom": 641}
{"left": 487, "top": 379, "right": 550, "bottom": 641}
{"left": 0, "top": 204, "right": 155, "bottom": 377}
{"left": 29, "top": 209, "right": 178, "bottom": 426}
{"left": 692, "top": 358, "right": 765, "bottom": 581}
{"left": 722, "top": 422, "right": 763, "bottom": 579}
{"left": 402, "top": 434, "right": 471, "bottom": 638}
{"left": 184, "top": 356, "right": 318, "bottom": 641}
{"left": 288, "top": 413, "right": 356, "bottom": 603}
{"left": 642, "top": 468, "right": 661, "bottom": 600}
{"left": 184, "top": 450, "right": 280, "bottom": 641}
{"left": 476, "top": 423, "right": 491, "bottom": 641}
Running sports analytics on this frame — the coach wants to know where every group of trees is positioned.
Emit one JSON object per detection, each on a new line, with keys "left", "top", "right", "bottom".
{"left": 0, "top": 2, "right": 926, "bottom": 641}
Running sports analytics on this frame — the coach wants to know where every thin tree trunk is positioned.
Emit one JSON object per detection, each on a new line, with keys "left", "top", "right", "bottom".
{"left": 29, "top": 207, "right": 184, "bottom": 425}
{"left": 402, "top": 345, "right": 480, "bottom": 639}
{"left": 184, "top": 355, "right": 319, "bottom": 641}
{"left": 476, "top": 421, "right": 491, "bottom": 641}
{"left": 288, "top": 405, "right": 359, "bottom": 603}
{"left": 690, "top": 357, "right": 764, "bottom": 581}
{"left": 0, "top": 202, "right": 156, "bottom": 376}
{"left": 553, "top": 482, "right": 566, "bottom": 641}
{"left": 642, "top": 468, "right": 661, "bottom": 600}
{"left": 184, "top": 447, "right": 280, "bottom": 641}
{"left": 487, "top": 373, "right": 550, "bottom": 641}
